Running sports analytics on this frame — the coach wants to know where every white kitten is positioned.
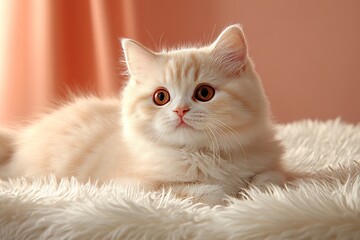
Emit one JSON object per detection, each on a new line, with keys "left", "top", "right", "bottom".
{"left": 0, "top": 25, "right": 290, "bottom": 205}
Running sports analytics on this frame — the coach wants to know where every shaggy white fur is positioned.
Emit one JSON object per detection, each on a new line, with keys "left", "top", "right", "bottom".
{"left": 0, "top": 119, "right": 359, "bottom": 240}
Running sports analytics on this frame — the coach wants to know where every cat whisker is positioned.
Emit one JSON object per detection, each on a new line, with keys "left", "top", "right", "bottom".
{"left": 137, "top": 119, "right": 170, "bottom": 150}
{"left": 137, "top": 128, "right": 159, "bottom": 151}
{"left": 206, "top": 115, "right": 248, "bottom": 163}
{"left": 138, "top": 126, "right": 155, "bottom": 135}
{"left": 206, "top": 121, "right": 234, "bottom": 164}
{"left": 213, "top": 120, "right": 248, "bottom": 164}
{"left": 203, "top": 123, "right": 222, "bottom": 172}
{"left": 154, "top": 123, "right": 170, "bottom": 146}
{"left": 201, "top": 124, "right": 217, "bottom": 169}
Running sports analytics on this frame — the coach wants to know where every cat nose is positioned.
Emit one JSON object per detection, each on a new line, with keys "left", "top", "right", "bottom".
{"left": 173, "top": 107, "right": 190, "bottom": 117}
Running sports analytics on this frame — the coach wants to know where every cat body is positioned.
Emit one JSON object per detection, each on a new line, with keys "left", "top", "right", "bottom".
{"left": 0, "top": 25, "right": 288, "bottom": 205}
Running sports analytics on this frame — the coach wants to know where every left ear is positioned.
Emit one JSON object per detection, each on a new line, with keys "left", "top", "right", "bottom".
{"left": 211, "top": 24, "right": 247, "bottom": 76}
{"left": 121, "top": 38, "right": 159, "bottom": 81}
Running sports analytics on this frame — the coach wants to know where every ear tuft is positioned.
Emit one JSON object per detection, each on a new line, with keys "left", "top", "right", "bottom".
{"left": 121, "top": 39, "right": 158, "bottom": 79}
{"left": 211, "top": 25, "right": 247, "bottom": 76}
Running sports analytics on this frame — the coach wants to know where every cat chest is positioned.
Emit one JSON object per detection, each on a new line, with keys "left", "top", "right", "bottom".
{"left": 134, "top": 146, "right": 246, "bottom": 185}
{"left": 178, "top": 150, "right": 234, "bottom": 182}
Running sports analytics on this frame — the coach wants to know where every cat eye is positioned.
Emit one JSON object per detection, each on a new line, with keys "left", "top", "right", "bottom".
{"left": 194, "top": 84, "right": 215, "bottom": 102}
{"left": 153, "top": 88, "right": 170, "bottom": 106}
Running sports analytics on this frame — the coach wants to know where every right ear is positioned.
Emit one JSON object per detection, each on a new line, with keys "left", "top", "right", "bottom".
{"left": 210, "top": 25, "right": 247, "bottom": 77}
{"left": 121, "top": 39, "right": 159, "bottom": 80}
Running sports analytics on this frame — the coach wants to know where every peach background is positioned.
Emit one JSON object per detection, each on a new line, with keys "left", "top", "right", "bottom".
{"left": 0, "top": 0, "right": 359, "bottom": 126}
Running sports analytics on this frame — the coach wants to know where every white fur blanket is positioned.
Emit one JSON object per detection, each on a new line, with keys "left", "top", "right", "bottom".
{"left": 0, "top": 119, "right": 359, "bottom": 240}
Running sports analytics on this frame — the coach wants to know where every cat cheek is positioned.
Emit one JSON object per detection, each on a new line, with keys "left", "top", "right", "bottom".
{"left": 153, "top": 111, "right": 169, "bottom": 131}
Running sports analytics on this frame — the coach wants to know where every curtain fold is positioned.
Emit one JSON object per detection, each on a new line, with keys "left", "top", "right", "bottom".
{"left": 0, "top": 0, "right": 134, "bottom": 125}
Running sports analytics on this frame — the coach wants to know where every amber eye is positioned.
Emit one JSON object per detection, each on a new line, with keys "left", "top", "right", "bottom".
{"left": 153, "top": 88, "right": 170, "bottom": 106}
{"left": 194, "top": 84, "right": 215, "bottom": 102}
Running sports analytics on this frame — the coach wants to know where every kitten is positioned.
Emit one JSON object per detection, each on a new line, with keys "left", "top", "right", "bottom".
{"left": 0, "top": 25, "right": 290, "bottom": 205}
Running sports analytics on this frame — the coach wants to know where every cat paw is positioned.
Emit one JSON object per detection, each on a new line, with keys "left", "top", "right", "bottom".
{"left": 190, "top": 184, "right": 228, "bottom": 206}
{"left": 252, "top": 170, "right": 286, "bottom": 189}
{"left": 170, "top": 183, "right": 228, "bottom": 206}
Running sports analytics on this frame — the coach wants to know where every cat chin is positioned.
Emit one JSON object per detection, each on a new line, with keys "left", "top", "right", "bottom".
{"left": 159, "top": 128, "right": 209, "bottom": 147}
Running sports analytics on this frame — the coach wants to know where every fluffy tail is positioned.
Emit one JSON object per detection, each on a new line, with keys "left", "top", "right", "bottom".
{"left": 0, "top": 127, "right": 16, "bottom": 165}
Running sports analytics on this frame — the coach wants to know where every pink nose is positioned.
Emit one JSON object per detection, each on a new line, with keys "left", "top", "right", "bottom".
{"left": 173, "top": 107, "right": 190, "bottom": 117}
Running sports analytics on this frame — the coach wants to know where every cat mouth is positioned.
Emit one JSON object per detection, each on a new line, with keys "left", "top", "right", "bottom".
{"left": 177, "top": 122, "right": 191, "bottom": 128}
{"left": 176, "top": 119, "right": 193, "bottom": 129}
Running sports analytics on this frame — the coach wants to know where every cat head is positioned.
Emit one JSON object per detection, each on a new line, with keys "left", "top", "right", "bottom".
{"left": 121, "top": 25, "right": 270, "bottom": 148}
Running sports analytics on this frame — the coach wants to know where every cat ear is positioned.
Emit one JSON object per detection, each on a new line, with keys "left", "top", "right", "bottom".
{"left": 211, "top": 24, "right": 247, "bottom": 76}
{"left": 121, "top": 39, "right": 159, "bottom": 79}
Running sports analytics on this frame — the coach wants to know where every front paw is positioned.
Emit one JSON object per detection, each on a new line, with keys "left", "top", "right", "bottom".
{"left": 171, "top": 184, "right": 228, "bottom": 206}
{"left": 195, "top": 185, "right": 228, "bottom": 206}
{"left": 252, "top": 170, "right": 286, "bottom": 189}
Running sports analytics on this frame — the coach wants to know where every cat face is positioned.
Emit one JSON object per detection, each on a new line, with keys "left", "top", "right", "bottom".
{"left": 121, "top": 25, "right": 269, "bottom": 148}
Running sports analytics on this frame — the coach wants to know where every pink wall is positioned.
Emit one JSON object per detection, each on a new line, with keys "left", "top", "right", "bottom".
{"left": 0, "top": 0, "right": 359, "bottom": 125}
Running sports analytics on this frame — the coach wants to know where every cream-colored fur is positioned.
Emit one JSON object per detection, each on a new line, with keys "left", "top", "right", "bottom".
{"left": 0, "top": 25, "right": 290, "bottom": 205}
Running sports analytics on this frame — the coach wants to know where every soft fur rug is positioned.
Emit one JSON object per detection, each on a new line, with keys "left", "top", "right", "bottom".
{"left": 0, "top": 119, "right": 359, "bottom": 240}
